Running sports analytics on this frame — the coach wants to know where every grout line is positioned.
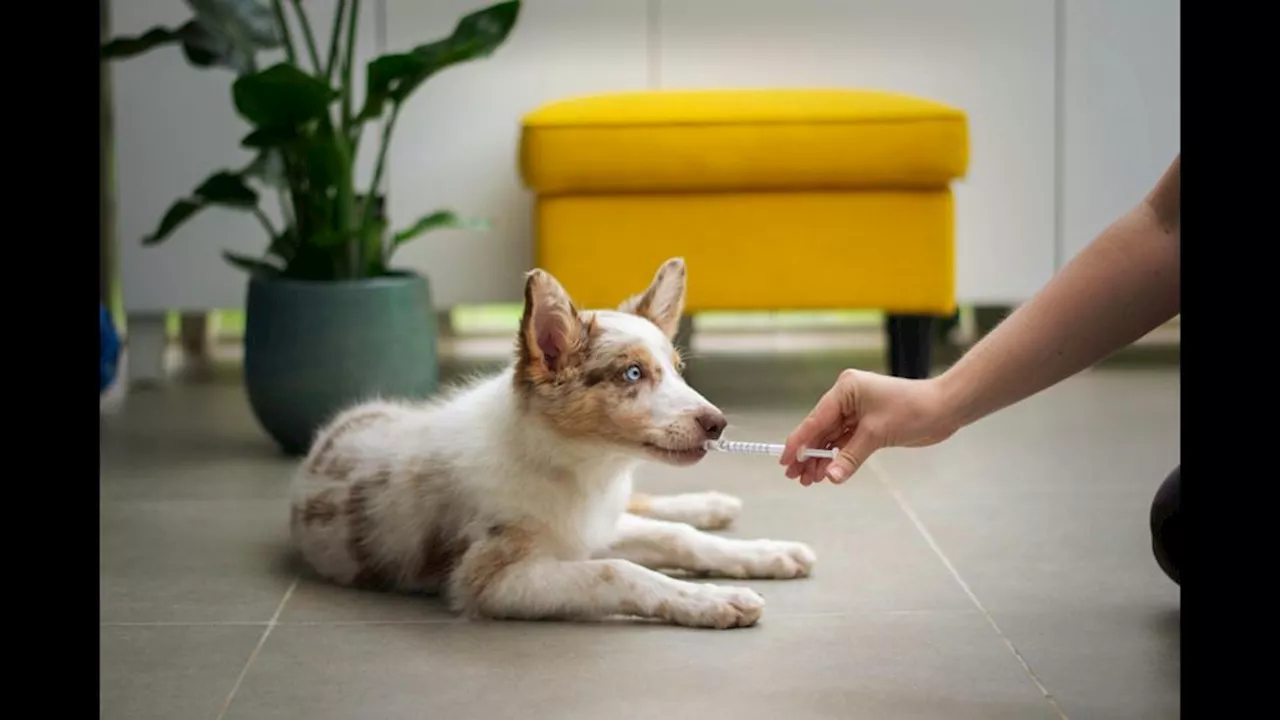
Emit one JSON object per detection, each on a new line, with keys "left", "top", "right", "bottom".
{"left": 279, "top": 619, "right": 463, "bottom": 626}
{"left": 215, "top": 577, "right": 298, "bottom": 720}
{"left": 868, "top": 457, "right": 1070, "bottom": 720}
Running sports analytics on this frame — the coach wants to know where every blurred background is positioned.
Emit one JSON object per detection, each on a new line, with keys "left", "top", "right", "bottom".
{"left": 101, "top": 0, "right": 1179, "bottom": 388}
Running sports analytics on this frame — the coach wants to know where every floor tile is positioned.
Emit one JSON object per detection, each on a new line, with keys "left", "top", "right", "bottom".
{"left": 636, "top": 459, "right": 974, "bottom": 615}
{"left": 100, "top": 499, "right": 296, "bottom": 623}
{"left": 873, "top": 368, "right": 1179, "bottom": 493}
{"left": 871, "top": 368, "right": 1180, "bottom": 612}
{"left": 225, "top": 612, "right": 1062, "bottom": 720}
{"left": 100, "top": 624, "right": 263, "bottom": 720}
{"left": 99, "top": 360, "right": 1180, "bottom": 718}
{"left": 992, "top": 605, "right": 1180, "bottom": 719}
{"left": 101, "top": 382, "right": 293, "bottom": 503}
{"left": 279, "top": 576, "right": 460, "bottom": 624}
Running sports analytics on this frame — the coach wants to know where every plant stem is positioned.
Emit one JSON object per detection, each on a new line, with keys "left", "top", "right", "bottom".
{"left": 290, "top": 0, "right": 323, "bottom": 74}
{"left": 338, "top": 0, "right": 363, "bottom": 279}
{"left": 340, "top": 0, "right": 361, "bottom": 133}
{"left": 270, "top": 0, "right": 297, "bottom": 65}
{"left": 363, "top": 106, "right": 399, "bottom": 235}
{"left": 253, "top": 207, "right": 279, "bottom": 239}
{"left": 324, "top": 0, "right": 348, "bottom": 82}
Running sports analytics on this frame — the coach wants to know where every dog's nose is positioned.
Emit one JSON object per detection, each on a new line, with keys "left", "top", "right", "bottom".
{"left": 696, "top": 409, "right": 727, "bottom": 440}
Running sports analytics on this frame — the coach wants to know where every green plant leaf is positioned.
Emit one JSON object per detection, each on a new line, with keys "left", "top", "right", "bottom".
{"left": 356, "top": 0, "right": 521, "bottom": 121}
{"left": 185, "top": 0, "right": 282, "bottom": 72}
{"left": 101, "top": 25, "right": 187, "bottom": 59}
{"left": 142, "top": 199, "right": 205, "bottom": 246}
{"left": 233, "top": 63, "right": 337, "bottom": 128}
{"left": 102, "top": 2, "right": 281, "bottom": 72}
{"left": 357, "top": 53, "right": 427, "bottom": 121}
{"left": 392, "top": 210, "right": 489, "bottom": 247}
{"left": 176, "top": 19, "right": 236, "bottom": 68}
{"left": 141, "top": 170, "right": 261, "bottom": 245}
{"left": 242, "top": 150, "right": 288, "bottom": 188}
{"left": 240, "top": 126, "right": 298, "bottom": 148}
{"left": 194, "top": 171, "right": 259, "bottom": 207}
{"left": 267, "top": 230, "right": 299, "bottom": 264}
{"left": 222, "top": 250, "right": 282, "bottom": 276}
{"left": 100, "top": 19, "right": 235, "bottom": 68}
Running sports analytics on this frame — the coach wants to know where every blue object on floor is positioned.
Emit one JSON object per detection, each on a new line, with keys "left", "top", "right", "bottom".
{"left": 101, "top": 303, "right": 121, "bottom": 394}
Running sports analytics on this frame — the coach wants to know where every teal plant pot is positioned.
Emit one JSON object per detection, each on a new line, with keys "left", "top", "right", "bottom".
{"left": 243, "top": 271, "right": 439, "bottom": 456}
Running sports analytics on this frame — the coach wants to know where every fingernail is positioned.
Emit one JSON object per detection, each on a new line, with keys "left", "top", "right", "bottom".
{"left": 826, "top": 467, "right": 846, "bottom": 483}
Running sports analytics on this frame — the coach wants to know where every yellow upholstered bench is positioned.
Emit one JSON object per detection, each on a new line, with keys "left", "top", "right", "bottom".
{"left": 518, "top": 88, "right": 969, "bottom": 377}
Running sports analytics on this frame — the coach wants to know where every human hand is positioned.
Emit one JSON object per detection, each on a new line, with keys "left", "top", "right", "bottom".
{"left": 780, "top": 369, "right": 956, "bottom": 486}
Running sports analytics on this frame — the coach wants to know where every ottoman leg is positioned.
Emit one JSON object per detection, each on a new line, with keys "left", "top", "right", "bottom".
{"left": 886, "top": 314, "right": 935, "bottom": 379}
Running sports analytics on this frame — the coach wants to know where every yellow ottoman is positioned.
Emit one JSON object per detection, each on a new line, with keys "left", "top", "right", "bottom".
{"left": 519, "top": 88, "right": 969, "bottom": 377}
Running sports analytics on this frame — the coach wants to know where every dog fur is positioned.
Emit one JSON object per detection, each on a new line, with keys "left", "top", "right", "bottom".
{"left": 288, "top": 258, "right": 815, "bottom": 628}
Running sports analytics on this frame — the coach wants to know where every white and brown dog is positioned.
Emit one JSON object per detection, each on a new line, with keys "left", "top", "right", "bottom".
{"left": 289, "top": 258, "right": 815, "bottom": 628}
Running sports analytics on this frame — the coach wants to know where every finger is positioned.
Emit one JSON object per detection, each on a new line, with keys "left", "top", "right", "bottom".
{"left": 824, "top": 431, "right": 880, "bottom": 484}
{"left": 780, "top": 387, "right": 847, "bottom": 465}
{"left": 804, "top": 460, "right": 830, "bottom": 486}
{"left": 787, "top": 423, "right": 850, "bottom": 477}
{"left": 788, "top": 425, "right": 851, "bottom": 485}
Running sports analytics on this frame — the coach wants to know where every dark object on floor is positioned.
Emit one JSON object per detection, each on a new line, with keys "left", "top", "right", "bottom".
{"left": 100, "top": 303, "right": 121, "bottom": 394}
{"left": 886, "top": 314, "right": 935, "bottom": 378}
{"left": 1150, "top": 465, "right": 1181, "bottom": 585}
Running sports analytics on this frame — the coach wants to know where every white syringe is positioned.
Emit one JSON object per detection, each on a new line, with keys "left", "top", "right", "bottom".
{"left": 703, "top": 439, "right": 837, "bottom": 461}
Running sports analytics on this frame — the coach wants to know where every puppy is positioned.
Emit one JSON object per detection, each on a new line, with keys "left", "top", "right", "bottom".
{"left": 289, "top": 258, "right": 815, "bottom": 628}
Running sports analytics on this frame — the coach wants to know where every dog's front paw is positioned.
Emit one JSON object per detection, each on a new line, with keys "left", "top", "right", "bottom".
{"left": 662, "top": 491, "right": 744, "bottom": 530}
{"left": 663, "top": 584, "right": 765, "bottom": 629}
{"left": 716, "top": 540, "right": 817, "bottom": 580}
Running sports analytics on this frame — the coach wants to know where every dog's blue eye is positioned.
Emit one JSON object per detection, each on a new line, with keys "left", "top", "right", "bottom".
{"left": 623, "top": 364, "right": 643, "bottom": 383}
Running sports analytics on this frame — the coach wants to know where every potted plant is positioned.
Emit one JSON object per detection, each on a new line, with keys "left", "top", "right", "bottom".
{"left": 101, "top": 0, "right": 522, "bottom": 454}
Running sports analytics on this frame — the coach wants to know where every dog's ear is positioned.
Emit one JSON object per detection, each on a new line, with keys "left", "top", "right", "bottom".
{"left": 618, "top": 257, "right": 686, "bottom": 339}
{"left": 518, "top": 269, "right": 585, "bottom": 375}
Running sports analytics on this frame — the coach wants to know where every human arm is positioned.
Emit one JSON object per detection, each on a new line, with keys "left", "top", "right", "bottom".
{"left": 781, "top": 154, "right": 1181, "bottom": 484}
{"left": 933, "top": 154, "right": 1180, "bottom": 431}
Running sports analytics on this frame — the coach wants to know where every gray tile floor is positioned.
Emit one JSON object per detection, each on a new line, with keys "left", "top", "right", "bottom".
{"left": 100, "top": 355, "right": 1179, "bottom": 720}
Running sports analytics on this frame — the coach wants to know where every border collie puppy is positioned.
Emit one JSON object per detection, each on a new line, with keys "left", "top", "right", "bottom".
{"left": 290, "top": 258, "right": 815, "bottom": 628}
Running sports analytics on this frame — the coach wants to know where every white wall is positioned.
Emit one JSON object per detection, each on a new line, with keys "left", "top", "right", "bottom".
{"left": 1061, "top": 0, "right": 1180, "bottom": 263}
{"left": 110, "top": 0, "right": 1180, "bottom": 313}
{"left": 385, "top": 0, "right": 651, "bottom": 307}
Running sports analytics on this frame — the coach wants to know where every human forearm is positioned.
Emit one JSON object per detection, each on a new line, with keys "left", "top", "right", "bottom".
{"left": 934, "top": 157, "right": 1180, "bottom": 431}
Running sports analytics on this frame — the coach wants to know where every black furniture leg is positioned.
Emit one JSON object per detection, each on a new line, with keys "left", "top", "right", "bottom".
{"left": 886, "top": 314, "right": 935, "bottom": 379}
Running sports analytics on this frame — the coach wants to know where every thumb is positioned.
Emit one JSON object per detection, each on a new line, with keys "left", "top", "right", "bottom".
{"left": 824, "top": 430, "right": 879, "bottom": 484}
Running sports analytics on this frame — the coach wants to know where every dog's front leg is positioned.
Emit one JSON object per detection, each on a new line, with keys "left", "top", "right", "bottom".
{"left": 627, "top": 491, "right": 743, "bottom": 530}
{"left": 449, "top": 527, "right": 765, "bottom": 629}
{"left": 606, "top": 514, "right": 816, "bottom": 579}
